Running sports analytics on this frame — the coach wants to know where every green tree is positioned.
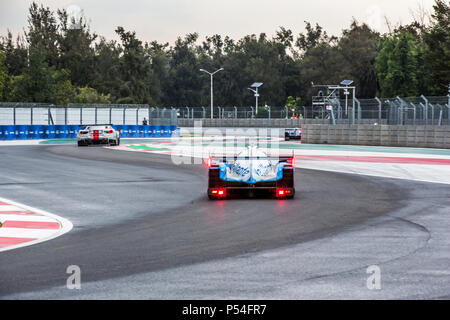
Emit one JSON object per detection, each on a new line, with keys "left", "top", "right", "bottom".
{"left": 0, "top": 31, "right": 27, "bottom": 76}
{"left": 74, "top": 86, "right": 111, "bottom": 103}
{"left": 7, "top": 44, "right": 74, "bottom": 104}
{"left": 115, "top": 26, "right": 155, "bottom": 104}
{"left": 26, "top": 2, "right": 59, "bottom": 68}
{"left": 422, "top": 0, "right": 450, "bottom": 95}
{"left": 285, "top": 96, "right": 303, "bottom": 118}
{"left": 91, "top": 37, "right": 123, "bottom": 102}
{"left": 0, "top": 50, "right": 7, "bottom": 100}
{"left": 167, "top": 33, "right": 203, "bottom": 106}
{"left": 338, "top": 21, "right": 380, "bottom": 98}
{"left": 57, "top": 8, "right": 97, "bottom": 88}
{"left": 376, "top": 31, "right": 421, "bottom": 97}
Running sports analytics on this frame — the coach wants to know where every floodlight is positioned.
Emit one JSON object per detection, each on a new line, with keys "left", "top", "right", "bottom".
{"left": 251, "top": 82, "right": 263, "bottom": 88}
{"left": 340, "top": 80, "right": 353, "bottom": 86}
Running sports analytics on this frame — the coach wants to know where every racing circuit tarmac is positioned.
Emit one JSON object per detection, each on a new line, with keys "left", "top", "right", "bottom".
{"left": 0, "top": 141, "right": 449, "bottom": 299}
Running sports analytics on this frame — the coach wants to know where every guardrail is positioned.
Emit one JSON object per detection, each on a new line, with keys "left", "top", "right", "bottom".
{"left": 178, "top": 118, "right": 387, "bottom": 127}
{"left": 0, "top": 124, "right": 178, "bottom": 140}
{"left": 0, "top": 103, "right": 178, "bottom": 126}
{"left": 302, "top": 124, "right": 450, "bottom": 149}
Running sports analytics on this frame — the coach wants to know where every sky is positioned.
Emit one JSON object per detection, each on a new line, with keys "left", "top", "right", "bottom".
{"left": 0, "top": 0, "right": 437, "bottom": 44}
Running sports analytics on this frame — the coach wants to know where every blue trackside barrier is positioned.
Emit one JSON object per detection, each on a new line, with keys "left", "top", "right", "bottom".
{"left": 3, "top": 124, "right": 172, "bottom": 140}
{"left": 0, "top": 125, "right": 178, "bottom": 140}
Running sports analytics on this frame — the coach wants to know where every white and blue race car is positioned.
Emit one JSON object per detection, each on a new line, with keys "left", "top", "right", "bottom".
{"left": 207, "top": 146, "right": 295, "bottom": 199}
{"left": 285, "top": 128, "right": 302, "bottom": 141}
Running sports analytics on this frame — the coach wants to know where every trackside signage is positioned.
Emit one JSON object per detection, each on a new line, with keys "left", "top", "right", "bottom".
{"left": 0, "top": 125, "right": 178, "bottom": 140}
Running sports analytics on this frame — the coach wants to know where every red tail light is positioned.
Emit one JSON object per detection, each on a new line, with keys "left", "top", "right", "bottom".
{"left": 207, "top": 157, "right": 212, "bottom": 167}
{"left": 211, "top": 188, "right": 226, "bottom": 197}
{"left": 277, "top": 188, "right": 292, "bottom": 197}
{"left": 287, "top": 157, "right": 295, "bottom": 167}
{"left": 105, "top": 130, "right": 114, "bottom": 134}
{"left": 79, "top": 130, "right": 88, "bottom": 135}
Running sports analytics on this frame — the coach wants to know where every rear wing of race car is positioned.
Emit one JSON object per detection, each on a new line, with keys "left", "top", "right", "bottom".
{"left": 208, "top": 155, "right": 295, "bottom": 167}
{"left": 80, "top": 124, "right": 114, "bottom": 127}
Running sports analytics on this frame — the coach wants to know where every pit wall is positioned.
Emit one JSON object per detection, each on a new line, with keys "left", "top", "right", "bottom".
{"left": 302, "top": 125, "right": 450, "bottom": 149}
{"left": 180, "top": 125, "right": 450, "bottom": 149}
{"left": 178, "top": 118, "right": 386, "bottom": 127}
{"left": 0, "top": 125, "right": 178, "bottom": 140}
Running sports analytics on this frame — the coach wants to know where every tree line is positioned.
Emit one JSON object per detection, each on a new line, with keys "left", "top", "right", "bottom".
{"left": 0, "top": 1, "right": 448, "bottom": 108}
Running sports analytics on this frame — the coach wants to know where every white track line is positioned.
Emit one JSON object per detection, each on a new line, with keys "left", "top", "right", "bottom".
{"left": 0, "top": 214, "right": 56, "bottom": 222}
{"left": 0, "top": 205, "right": 27, "bottom": 212}
{"left": 0, "top": 197, "right": 73, "bottom": 252}
{"left": 0, "top": 228, "right": 58, "bottom": 239}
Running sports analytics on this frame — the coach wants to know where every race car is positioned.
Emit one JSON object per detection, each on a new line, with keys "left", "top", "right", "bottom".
{"left": 207, "top": 146, "right": 295, "bottom": 200}
{"left": 284, "top": 128, "right": 302, "bottom": 141}
{"left": 77, "top": 124, "right": 120, "bottom": 146}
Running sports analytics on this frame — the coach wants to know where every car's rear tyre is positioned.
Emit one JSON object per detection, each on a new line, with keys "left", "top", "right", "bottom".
{"left": 77, "top": 141, "right": 86, "bottom": 147}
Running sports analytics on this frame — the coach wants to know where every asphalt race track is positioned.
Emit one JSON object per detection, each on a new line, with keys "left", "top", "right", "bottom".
{"left": 0, "top": 144, "right": 449, "bottom": 299}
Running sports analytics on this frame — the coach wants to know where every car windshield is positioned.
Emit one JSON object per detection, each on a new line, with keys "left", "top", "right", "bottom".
{"left": 84, "top": 126, "right": 111, "bottom": 130}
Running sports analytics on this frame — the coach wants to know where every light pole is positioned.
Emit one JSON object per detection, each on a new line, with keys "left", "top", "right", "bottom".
{"left": 25, "top": 35, "right": 30, "bottom": 68}
{"left": 200, "top": 67, "right": 224, "bottom": 119}
{"left": 248, "top": 82, "right": 263, "bottom": 116}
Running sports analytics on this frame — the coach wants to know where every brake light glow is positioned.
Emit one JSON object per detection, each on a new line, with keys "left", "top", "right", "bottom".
{"left": 211, "top": 188, "right": 225, "bottom": 197}
{"left": 287, "top": 157, "right": 295, "bottom": 167}
{"left": 207, "top": 157, "right": 212, "bottom": 167}
{"left": 277, "top": 189, "right": 291, "bottom": 197}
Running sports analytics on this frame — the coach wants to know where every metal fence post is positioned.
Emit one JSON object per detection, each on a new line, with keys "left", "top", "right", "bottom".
{"left": 410, "top": 103, "right": 417, "bottom": 125}
{"left": 80, "top": 107, "right": 83, "bottom": 125}
{"left": 396, "top": 97, "right": 403, "bottom": 125}
{"left": 30, "top": 104, "right": 34, "bottom": 125}
{"left": 13, "top": 104, "right": 17, "bottom": 125}
{"left": 352, "top": 90, "right": 356, "bottom": 125}
{"left": 123, "top": 107, "right": 126, "bottom": 125}
{"left": 430, "top": 103, "right": 435, "bottom": 125}
{"left": 446, "top": 104, "right": 450, "bottom": 125}
{"left": 421, "top": 95, "right": 429, "bottom": 125}
{"left": 437, "top": 104, "right": 443, "bottom": 126}
{"left": 355, "top": 98, "right": 361, "bottom": 124}
{"left": 375, "top": 97, "right": 382, "bottom": 124}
